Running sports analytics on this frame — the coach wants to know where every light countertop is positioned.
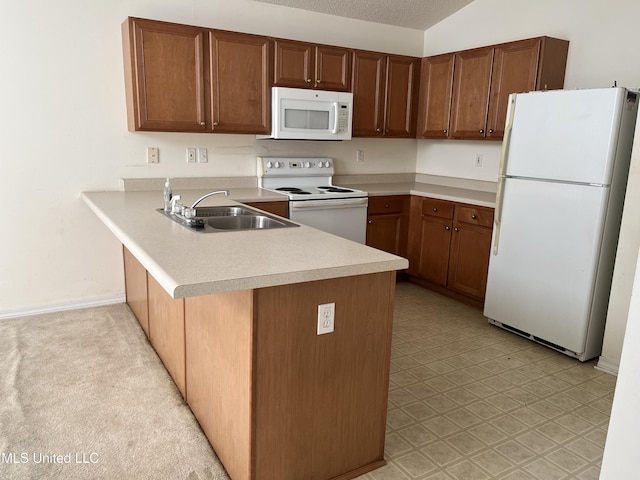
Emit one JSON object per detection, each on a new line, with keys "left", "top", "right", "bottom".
{"left": 82, "top": 189, "right": 408, "bottom": 298}
{"left": 350, "top": 182, "right": 496, "bottom": 208}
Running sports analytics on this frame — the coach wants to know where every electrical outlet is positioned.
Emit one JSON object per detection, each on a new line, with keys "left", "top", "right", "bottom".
{"left": 197, "top": 148, "right": 208, "bottom": 163}
{"left": 356, "top": 149, "right": 365, "bottom": 163}
{"left": 475, "top": 153, "right": 483, "bottom": 167}
{"left": 146, "top": 147, "right": 159, "bottom": 164}
{"left": 186, "top": 148, "right": 196, "bottom": 163}
{"left": 317, "top": 303, "right": 335, "bottom": 335}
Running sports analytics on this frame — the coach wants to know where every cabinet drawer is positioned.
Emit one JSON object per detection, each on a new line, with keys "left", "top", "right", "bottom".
{"left": 368, "top": 196, "right": 406, "bottom": 215}
{"left": 456, "top": 205, "right": 494, "bottom": 227}
{"left": 421, "top": 198, "right": 454, "bottom": 219}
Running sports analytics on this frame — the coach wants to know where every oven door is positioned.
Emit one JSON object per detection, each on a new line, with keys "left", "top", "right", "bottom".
{"left": 289, "top": 197, "right": 368, "bottom": 243}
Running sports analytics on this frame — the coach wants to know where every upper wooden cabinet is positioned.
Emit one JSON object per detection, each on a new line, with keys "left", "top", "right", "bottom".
{"left": 273, "top": 39, "right": 352, "bottom": 91}
{"left": 209, "top": 30, "right": 271, "bottom": 134}
{"left": 352, "top": 51, "right": 420, "bottom": 138}
{"left": 122, "top": 18, "right": 207, "bottom": 132}
{"left": 485, "top": 37, "right": 569, "bottom": 138}
{"left": 418, "top": 36, "right": 569, "bottom": 140}
{"left": 449, "top": 46, "right": 495, "bottom": 139}
{"left": 416, "top": 53, "right": 455, "bottom": 138}
{"left": 122, "top": 17, "right": 270, "bottom": 134}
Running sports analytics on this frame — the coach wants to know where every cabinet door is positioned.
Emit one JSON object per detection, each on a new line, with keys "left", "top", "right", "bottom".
{"left": 351, "top": 50, "right": 386, "bottom": 137}
{"left": 209, "top": 30, "right": 271, "bottom": 134}
{"left": 315, "top": 45, "right": 352, "bottom": 91}
{"left": 123, "top": 18, "right": 206, "bottom": 132}
{"left": 414, "top": 216, "right": 452, "bottom": 285}
{"left": 367, "top": 214, "right": 404, "bottom": 255}
{"left": 486, "top": 39, "right": 541, "bottom": 139}
{"left": 450, "top": 46, "right": 494, "bottom": 139}
{"left": 417, "top": 54, "right": 455, "bottom": 138}
{"left": 448, "top": 222, "right": 492, "bottom": 299}
{"left": 383, "top": 55, "right": 420, "bottom": 137}
{"left": 273, "top": 39, "right": 314, "bottom": 88}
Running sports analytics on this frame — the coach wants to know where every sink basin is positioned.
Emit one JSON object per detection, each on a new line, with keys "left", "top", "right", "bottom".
{"left": 157, "top": 205, "right": 299, "bottom": 233}
{"left": 195, "top": 206, "right": 255, "bottom": 217}
{"left": 205, "top": 215, "right": 291, "bottom": 230}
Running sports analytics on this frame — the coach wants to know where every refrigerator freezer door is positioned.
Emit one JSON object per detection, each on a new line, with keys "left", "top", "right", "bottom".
{"left": 484, "top": 177, "right": 609, "bottom": 354}
{"left": 505, "top": 88, "right": 626, "bottom": 185}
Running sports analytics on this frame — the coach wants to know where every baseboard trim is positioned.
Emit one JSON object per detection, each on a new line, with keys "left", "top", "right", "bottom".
{"left": 595, "top": 356, "right": 619, "bottom": 376}
{"left": 0, "top": 295, "right": 126, "bottom": 321}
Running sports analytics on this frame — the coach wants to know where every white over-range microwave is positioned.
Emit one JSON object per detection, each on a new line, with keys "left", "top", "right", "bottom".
{"left": 258, "top": 87, "right": 353, "bottom": 140}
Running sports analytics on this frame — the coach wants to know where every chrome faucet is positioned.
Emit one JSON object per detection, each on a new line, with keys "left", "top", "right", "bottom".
{"left": 190, "top": 190, "right": 230, "bottom": 209}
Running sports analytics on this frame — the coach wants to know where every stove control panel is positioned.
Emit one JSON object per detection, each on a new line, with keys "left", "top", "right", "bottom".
{"left": 258, "top": 157, "right": 334, "bottom": 178}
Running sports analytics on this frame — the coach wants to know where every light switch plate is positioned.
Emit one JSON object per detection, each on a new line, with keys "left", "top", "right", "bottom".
{"left": 146, "top": 147, "right": 159, "bottom": 164}
{"left": 197, "top": 148, "right": 208, "bottom": 163}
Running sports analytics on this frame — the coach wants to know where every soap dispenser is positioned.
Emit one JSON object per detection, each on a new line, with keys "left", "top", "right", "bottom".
{"left": 163, "top": 178, "right": 172, "bottom": 211}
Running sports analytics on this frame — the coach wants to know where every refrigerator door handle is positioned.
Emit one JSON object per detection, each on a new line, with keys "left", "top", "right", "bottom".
{"left": 493, "top": 94, "right": 517, "bottom": 255}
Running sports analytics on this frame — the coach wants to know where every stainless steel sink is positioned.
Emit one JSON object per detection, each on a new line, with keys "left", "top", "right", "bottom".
{"left": 195, "top": 206, "right": 255, "bottom": 217}
{"left": 157, "top": 205, "right": 299, "bottom": 233}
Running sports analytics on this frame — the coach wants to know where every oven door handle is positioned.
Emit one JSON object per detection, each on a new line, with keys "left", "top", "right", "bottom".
{"left": 290, "top": 197, "right": 368, "bottom": 210}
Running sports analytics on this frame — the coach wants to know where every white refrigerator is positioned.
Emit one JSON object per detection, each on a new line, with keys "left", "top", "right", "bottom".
{"left": 484, "top": 87, "right": 638, "bottom": 361}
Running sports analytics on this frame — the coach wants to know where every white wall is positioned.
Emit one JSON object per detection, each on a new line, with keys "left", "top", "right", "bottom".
{"left": 417, "top": 0, "right": 640, "bottom": 181}
{"left": 600, "top": 249, "right": 640, "bottom": 479}
{"left": 418, "top": 0, "right": 640, "bottom": 370}
{"left": 0, "top": 0, "right": 422, "bottom": 316}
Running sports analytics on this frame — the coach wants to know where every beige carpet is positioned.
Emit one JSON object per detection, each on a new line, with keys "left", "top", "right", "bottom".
{"left": 0, "top": 303, "right": 229, "bottom": 480}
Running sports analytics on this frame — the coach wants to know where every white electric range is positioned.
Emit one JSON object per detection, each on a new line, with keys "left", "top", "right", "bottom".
{"left": 257, "top": 157, "right": 368, "bottom": 243}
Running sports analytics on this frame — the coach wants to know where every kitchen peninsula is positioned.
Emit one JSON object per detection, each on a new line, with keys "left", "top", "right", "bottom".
{"left": 82, "top": 188, "right": 408, "bottom": 480}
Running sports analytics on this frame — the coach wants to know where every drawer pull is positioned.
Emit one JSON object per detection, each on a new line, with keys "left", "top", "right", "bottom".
{"left": 445, "top": 226, "right": 450, "bottom": 231}
{"left": 480, "top": 129, "right": 484, "bottom": 134}
{"left": 471, "top": 214, "right": 477, "bottom": 219}
{"left": 433, "top": 207, "right": 438, "bottom": 212}
{"left": 454, "top": 227, "right": 459, "bottom": 232}
{"left": 368, "top": 220, "right": 372, "bottom": 224}
{"left": 385, "top": 204, "right": 390, "bottom": 208}
{"left": 443, "top": 129, "right": 448, "bottom": 134}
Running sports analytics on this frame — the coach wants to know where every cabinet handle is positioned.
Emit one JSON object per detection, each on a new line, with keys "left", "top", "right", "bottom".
{"left": 454, "top": 227, "right": 459, "bottom": 232}
{"left": 199, "top": 121, "right": 205, "bottom": 126}
{"left": 385, "top": 204, "right": 390, "bottom": 208}
{"left": 368, "top": 220, "right": 372, "bottom": 224}
{"left": 213, "top": 121, "right": 219, "bottom": 126}
{"left": 479, "top": 129, "right": 484, "bottom": 134}
{"left": 433, "top": 207, "right": 438, "bottom": 212}
{"left": 306, "top": 78, "right": 312, "bottom": 83}
{"left": 445, "top": 226, "right": 450, "bottom": 231}
{"left": 488, "top": 129, "right": 494, "bottom": 134}
{"left": 376, "top": 128, "right": 381, "bottom": 132}
{"left": 471, "top": 214, "right": 477, "bottom": 219}
{"left": 443, "top": 129, "right": 448, "bottom": 134}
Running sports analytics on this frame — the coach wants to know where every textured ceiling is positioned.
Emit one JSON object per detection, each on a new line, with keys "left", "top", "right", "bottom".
{"left": 251, "top": 0, "right": 475, "bottom": 30}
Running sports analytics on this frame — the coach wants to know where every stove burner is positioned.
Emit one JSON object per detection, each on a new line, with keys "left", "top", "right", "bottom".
{"left": 276, "top": 187, "right": 304, "bottom": 192}
{"left": 318, "top": 187, "right": 354, "bottom": 193}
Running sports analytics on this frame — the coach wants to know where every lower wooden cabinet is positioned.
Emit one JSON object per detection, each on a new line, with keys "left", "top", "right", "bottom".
{"left": 408, "top": 196, "right": 494, "bottom": 304}
{"left": 123, "top": 246, "right": 149, "bottom": 336}
{"left": 366, "top": 195, "right": 409, "bottom": 256}
{"left": 244, "top": 201, "right": 289, "bottom": 218}
{"left": 448, "top": 204, "right": 494, "bottom": 299}
{"left": 122, "top": 246, "right": 395, "bottom": 480}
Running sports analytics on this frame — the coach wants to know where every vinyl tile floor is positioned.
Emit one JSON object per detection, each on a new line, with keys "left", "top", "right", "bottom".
{"left": 357, "top": 281, "right": 616, "bottom": 480}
